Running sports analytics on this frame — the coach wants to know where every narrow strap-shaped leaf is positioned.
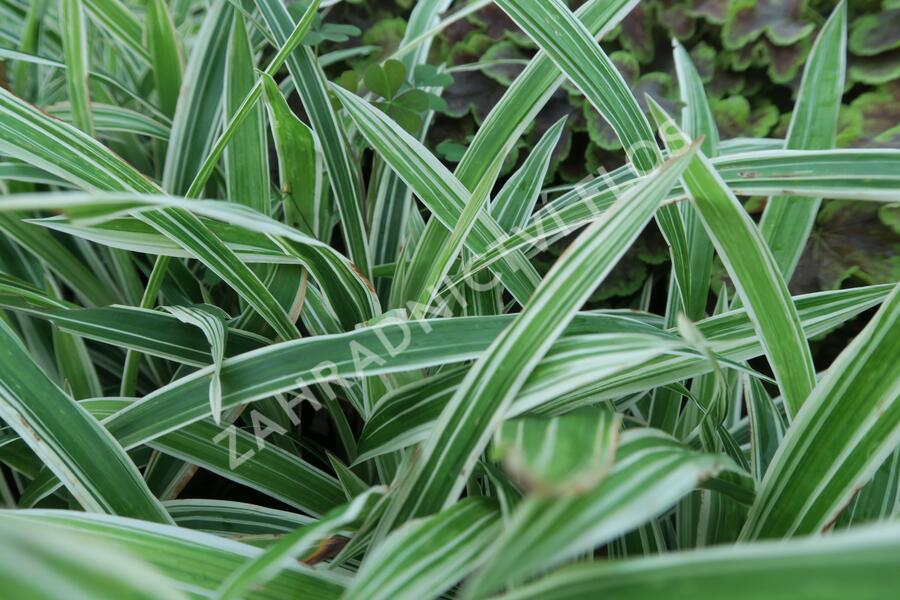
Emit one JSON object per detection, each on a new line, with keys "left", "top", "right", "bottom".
{"left": 59, "top": 0, "right": 93, "bottom": 135}
{"left": 0, "top": 86, "right": 158, "bottom": 192}
{"left": 145, "top": 0, "right": 183, "bottom": 118}
{"left": 741, "top": 283, "right": 900, "bottom": 540}
{"left": 165, "top": 499, "right": 314, "bottom": 536}
{"left": 215, "top": 488, "right": 385, "bottom": 599}
{"left": 86, "top": 399, "right": 345, "bottom": 517}
{"left": 758, "top": 2, "right": 847, "bottom": 280}
{"left": 0, "top": 516, "right": 183, "bottom": 600}
{"left": 673, "top": 41, "right": 719, "bottom": 158}
{"left": 0, "top": 213, "right": 116, "bottom": 306}
{"left": 254, "top": 0, "right": 372, "bottom": 278}
{"left": 137, "top": 209, "right": 300, "bottom": 341}
{"left": 494, "top": 0, "right": 658, "bottom": 172}
{"left": 223, "top": 13, "right": 269, "bottom": 213}
{"left": 456, "top": 0, "right": 635, "bottom": 186}
{"left": 0, "top": 192, "right": 377, "bottom": 328}
{"left": 374, "top": 145, "right": 698, "bottom": 536}
{"left": 162, "top": 0, "right": 232, "bottom": 194}
{"left": 63, "top": 285, "right": 882, "bottom": 468}
{"left": 162, "top": 305, "right": 227, "bottom": 423}
{"left": 492, "top": 408, "right": 621, "bottom": 495}
{"left": 493, "top": 522, "right": 900, "bottom": 600}
{"left": 46, "top": 103, "right": 172, "bottom": 139}
{"left": 347, "top": 497, "right": 500, "bottom": 600}
{"left": 413, "top": 158, "right": 502, "bottom": 316}
{"left": 0, "top": 321, "right": 171, "bottom": 523}
{"left": 261, "top": 73, "right": 322, "bottom": 236}
{"left": 370, "top": 0, "right": 453, "bottom": 301}
{"left": 0, "top": 88, "right": 301, "bottom": 339}
{"left": 335, "top": 86, "right": 541, "bottom": 307}
{"left": 0, "top": 303, "right": 264, "bottom": 366}
{"left": 836, "top": 446, "right": 899, "bottom": 528}
{"left": 448, "top": 149, "right": 900, "bottom": 288}
{"left": 358, "top": 286, "right": 888, "bottom": 462}
{"left": 82, "top": 0, "right": 149, "bottom": 62}
{"left": 15, "top": 396, "right": 345, "bottom": 517}
{"left": 490, "top": 0, "right": 698, "bottom": 315}
{"left": 672, "top": 39, "right": 717, "bottom": 320}
{"left": 0, "top": 510, "right": 347, "bottom": 598}
{"left": 466, "top": 429, "right": 750, "bottom": 597}
{"left": 182, "top": 0, "right": 321, "bottom": 199}
{"left": 490, "top": 117, "right": 566, "bottom": 233}
{"left": 397, "top": 0, "right": 636, "bottom": 310}
{"left": 649, "top": 100, "right": 816, "bottom": 418}
{"left": 48, "top": 277, "right": 102, "bottom": 400}
{"left": 743, "top": 374, "right": 785, "bottom": 482}
{"left": 99, "top": 313, "right": 642, "bottom": 450}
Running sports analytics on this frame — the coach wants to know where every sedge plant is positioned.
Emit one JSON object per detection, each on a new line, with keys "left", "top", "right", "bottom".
{"left": 0, "top": 0, "right": 897, "bottom": 598}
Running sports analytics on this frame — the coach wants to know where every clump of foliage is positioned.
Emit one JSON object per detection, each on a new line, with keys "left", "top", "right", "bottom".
{"left": 324, "top": 0, "right": 899, "bottom": 301}
{"left": 0, "top": 0, "right": 898, "bottom": 598}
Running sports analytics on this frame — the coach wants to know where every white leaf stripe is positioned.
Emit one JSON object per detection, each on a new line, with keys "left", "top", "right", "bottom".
{"left": 347, "top": 497, "right": 501, "bottom": 600}
{"left": 162, "top": 306, "right": 227, "bottom": 424}
{"left": 0, "top": 321, "right": 171, "bottom": 523}
{"left": 494, "top": 0, "right": 658, "bottom": 172}
{"left": 0, "top": 192, "right": 377, "bottom": 327}
{"left": 0, "top": 89, "right": 303, "bottom": 339}
{"left": 0, "top": 510, "right": 347, "bottom": 598}
{"left": 742, "top": 283, "right": 900, "bottom": 539}
{"left": 215, "top": 488, "right": 385, "bottom": 599}
{"left": 456, "top": 0, "right": 638, "bottom": 187}
{"left": 490, "top": 117, "right": 567, "bottom": 233}
{"left": 758, "top": 2, "right": 847, "bottom": 280}
{"left": 254, "top": 0, "right": 372, "bottom": 278}
{"left": 445, "top": 148, "right": 900, "bottom": 290}
{"left": 650, "top": 99, "right": 817, "bottom": 419}
{"left": 493, "top": 522, "right": 900, "bottom": 599}
{"left": 357, "top": 286, "right": 889, "bottom": 461}
{"left": 467, "top": 429, "right": 749, "bottom": 596}
{"left": 335, "top": 85, "right": 542, "bottom": 307}
{"left": 374, "top": 145, "right": 697, "bottom": 537}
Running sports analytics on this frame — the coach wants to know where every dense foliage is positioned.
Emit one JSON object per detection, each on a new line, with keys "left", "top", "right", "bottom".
{"left": 0, "top": 0, "right": 897, "bottom": 598}
{"left": 326, "top": 0, "right": 900, "bottom": 300}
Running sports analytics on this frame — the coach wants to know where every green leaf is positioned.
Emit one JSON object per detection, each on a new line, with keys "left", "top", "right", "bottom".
{"left": 162, "top": 0, "right": 233, "bottom": 195}
{"left": 335, "top": 85, "right": 541, "bottom": 307}
{"left": 82, "top": 0, "right": 149, "bottom": 62}
{"left": 673, "top": 38, "right": 718, "bottom": 319}
{"left": 649, "top": 99, "right": 816, "bottom": 420}
{"left": 742, "top": 283, "right": 900, "bottom": 540}
{"left": 346, "top": 497, "right": 500, "bottom": 600}
{"left": 255, "top": 0, "right": 372, "bottom": 278}
{"left": 261, "top": 73, "right": 322, "bottom": 237}
{"left": 491, "top": 522, "right": 900, "bottom": 600}
{"left": 494, "top": 0, "right": 659, "bottom": 172}
{"left": 758, "top": 1, "right": 847, "bottom": 281}
{"left": 0, "top": 321, "right": 171, "bottom": 523}
{"left": 145, "top": 0, "right": 183, "bottom": 118}
{"left": 357, "top": 285, "right": 890, "bottom": 463}
{"left": 492, "top": 408, "right": 621, "bottom": 495}
{"left": 161, "top": 305, "right": 227, "bottom": 424}
{"left": 224, "top": 13, "right": 270, "bottom": 214}
{"left": 374, "top": 144, "right": 697, "bottom": 536}
{"left": 365, "top": 59, "right": 406, "bottom": 99}
{"left": 59, "top": 0, "right": 93, "bottom": 135}
{"left": 0, "top": 516, "right": 184, "bottom": 599}
{"left": 490, "top": 116, "right": 566, "bottom": 234}
{"left": 0, "top": 510, "right": 346, "bottom": 598}
{"left": 466, "top": 429, "right": 752, "bottom": 597}
{"left": 215, "top": 488, "right": 384, "bottom": 599}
